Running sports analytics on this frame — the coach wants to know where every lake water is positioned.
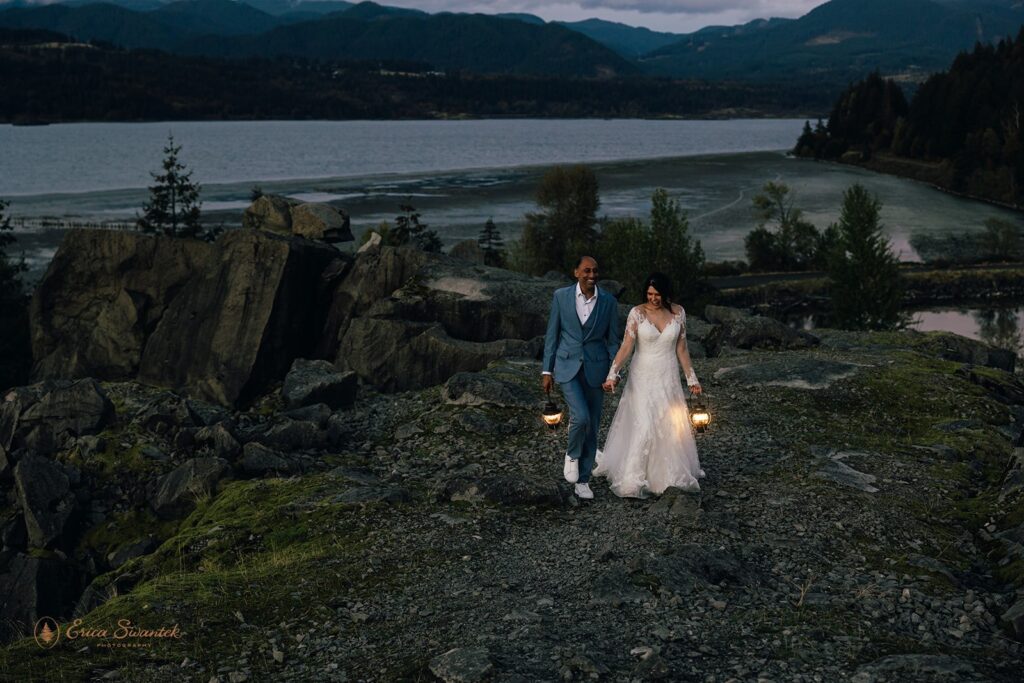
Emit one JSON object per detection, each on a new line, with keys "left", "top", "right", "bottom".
{"left": 2, "top": 119, "right": 1021, "bottom": 283}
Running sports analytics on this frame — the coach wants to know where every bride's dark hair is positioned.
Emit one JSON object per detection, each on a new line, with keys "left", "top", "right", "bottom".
{"left": 642, "top": 272, "right": 673, "bottom": 309}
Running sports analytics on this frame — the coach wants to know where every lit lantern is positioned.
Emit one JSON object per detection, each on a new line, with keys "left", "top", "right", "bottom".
{"left": 541, "top": 399, "right": 563, "bottom": 429}
{"left": 689, "top": 398, "right": 711, "bottom": 433}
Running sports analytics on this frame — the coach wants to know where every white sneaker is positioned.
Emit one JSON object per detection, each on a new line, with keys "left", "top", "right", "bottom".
{"left": 574, "top": 483, "right": 594, "bottom": 499}
{"left": 563, "top": 455, "right": 579, "bottom": 483}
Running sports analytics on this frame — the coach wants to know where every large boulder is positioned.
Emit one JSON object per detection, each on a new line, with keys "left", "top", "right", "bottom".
{"left": 31, "top": 230, "right": 210, "bottom": 380}
{"left": 324, "top": 242, "right": 559, "bottom": 349}
{"left": 282, "top": 358, "right": 358, "bottom": 410}
{"left": 32, "top": 230, "right": 339, "bottom": 407}
{"left": 337, "top": 318, "right": 540, "bottom": 392}
{"left": 703, "top": 305, "right": 819, "bottom": 356}
{"left": 149, "top": 457, "right": 230, "bottom": 520}
{"left": 242, "top": 194, "right": 292, "bottom": 233}
{"left": 290, "top": 203, "right": 353, "bottom": 243}
{"left": 14, "top": 455, "right": 76, "bottom": 549}
{"left": 12, "top": 379, "right": 115, "bottom": 455}
{"left": 0, "top": 552, "right": 82, "bottom": 643}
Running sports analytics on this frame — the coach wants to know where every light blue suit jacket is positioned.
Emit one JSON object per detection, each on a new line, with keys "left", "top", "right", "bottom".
{"left": 543, "top": 285, "right": 620, "bottom": 388}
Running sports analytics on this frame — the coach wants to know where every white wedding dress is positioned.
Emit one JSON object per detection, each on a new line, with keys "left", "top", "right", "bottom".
{"left": 593, "top": 305, "right": 704, "bottom": 498}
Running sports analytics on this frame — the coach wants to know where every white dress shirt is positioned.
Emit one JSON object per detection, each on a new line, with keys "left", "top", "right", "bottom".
{"left": 575, "top": 282, "right": 598, "bottom": 325}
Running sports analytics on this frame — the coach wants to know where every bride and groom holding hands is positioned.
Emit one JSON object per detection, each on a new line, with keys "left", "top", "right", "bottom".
{"left": 541, "top": 256, "right": 704, "bottom": 500}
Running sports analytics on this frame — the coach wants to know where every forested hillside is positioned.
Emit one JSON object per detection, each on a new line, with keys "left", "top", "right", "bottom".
{"left": 795, "top": 29, "right": 1024, "bottom": 207}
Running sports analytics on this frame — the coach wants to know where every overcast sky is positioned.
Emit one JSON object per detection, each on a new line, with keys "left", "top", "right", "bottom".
{"left": 387, "top": 1, "right": 830, "bottom": 33}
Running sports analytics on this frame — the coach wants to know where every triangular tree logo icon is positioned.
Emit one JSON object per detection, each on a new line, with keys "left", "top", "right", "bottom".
{"left": 34, "top": 618, "right": 60, "bottom": 649}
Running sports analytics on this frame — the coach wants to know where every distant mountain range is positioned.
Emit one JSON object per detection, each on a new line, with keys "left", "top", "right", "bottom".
{"left": 0, "top": 0, "right": 1021, "bottom": 82}
{"left": 642, "top": 0, "right": 1024, "bottom": 81}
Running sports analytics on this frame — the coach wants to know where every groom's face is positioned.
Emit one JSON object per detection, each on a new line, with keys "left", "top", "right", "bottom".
{"left": 575, "top": 257, "right": 599, "bottom": 293}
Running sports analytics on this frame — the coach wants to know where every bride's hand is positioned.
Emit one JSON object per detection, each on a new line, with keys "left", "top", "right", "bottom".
{"left": 690, "top": 384, "right": 702, "bottom": 395}
{"left": 602, "top": 379, "right": 617, "bottom": 392}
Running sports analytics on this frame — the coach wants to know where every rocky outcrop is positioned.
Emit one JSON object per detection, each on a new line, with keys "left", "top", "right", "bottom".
{"left": 282, "top": 359, "right": 358, "bottom": 410}
{"left": 0, "top": 553, "right": 82, "bottom": 642}
{"left": 2, "top": 380, "right": 114, "bottom": 458}
{"left": 337, "top": 318, "right": 540, "bottom": 392}
{"left": 243, "top": 195, "right": 353, "bottom": 244}
{"left": 149, "top": 457, "right": 231, "bottom": 520}
{"left": 14, "top": 455, "right": 76, "bottom": 549}
{"left": 290, "top": 203, "right": 353, "bottom": 243}
{"left": 32, "top": 230, "right": 339, "bottom": 407}
{"left": 704, "top": 304, "right": 819, "bottom": 355}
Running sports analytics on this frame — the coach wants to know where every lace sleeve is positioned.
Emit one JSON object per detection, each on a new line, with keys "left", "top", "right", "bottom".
{"left": 675, "top": 306, "right": 699, "bottom": 386}
{"left": 608, "top": 307, "right": 641, "bottom": 381}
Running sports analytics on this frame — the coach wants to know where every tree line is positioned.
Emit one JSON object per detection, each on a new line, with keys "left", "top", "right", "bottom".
{"left": 0, "top": 35, "right": 834, "bottom": 123}
{"left": 504, "top": 165, "right": 905, "bottom": 331}
{"left": 794, "top": 28, "right": 1024, "bottom": 208}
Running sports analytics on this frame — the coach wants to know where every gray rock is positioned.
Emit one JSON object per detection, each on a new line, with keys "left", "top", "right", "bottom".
{"left": 244, "top": 194, "right": 292, "bottom": 233}
{"left": 15, "top": 379, "right": 115, "bottom": 455}
{"left": 283, "top": 402, "right": 331, "bottom": 428}
{"left": 703, "top": 305, "right": 751, "bottom": 324}
{"left": 107, "top": 536, "right": 158, "bottom": 570}
{"left": 394, "top": 423, "right": 423, "bottom": 440}
{"left": 649, "top": 488, "right": 702, "bottom": 526}
{"left": 454, "top": 410, "right": 514, "bottom": 435}
{"left": 328, "top": 467, "right": 382, "bottom": 486}
{"left": 704, "top": 311, "right": 819, "bottom": 356}
{"left": 429, "top": 647, "right": 493, "bottom": 683}
{"left": 1002, "top": 598, "right": 1024, "bottom": 641}
{"left": 438, "top": 475, "right": 564, "bottom": 507}
{"left": 282, "top": 359, "right": 357, "bottom": 411}
{"left": 194, "top": 423, "right": 241, "bottom": 459}
{"left": 76, "top": 435, "right": 106, "bottom": 458}
{"left": 851, "top": 654, "right": 977, "bottom": 682}
{"left": 0, "top": 552, "right": 81, "bottom": 643}
{"left": 257, "top": 419, "right": 327, "bottom": 452}
{"left": 590, "top": 567, "right": 654, "bottom": 606}
{"left": 134, "top": 391, "right": 199, "bottom": 436}
{"left": 338, "top": 319, "right": 538, "bottom": 392}
{"left": 137, "top": 231, "right": 339, "bottom": 407}
{"left": 238, "top": 443, "right": 298, "bottom": 477}
{"left": 290, "top": 202, "right": 353, "bottom": 243}
{"left": 150, "top": 457, "right": 230, "bottom": 520}
{"left": 14, "top": 455, "right": 75, "bottom": 548}
{"left": 333, "top": 486, "right": 412, "bottom": 505}
{"left": 813, "top": 459, "right": 879, "bottom": 493}
{"left": 442, "top": 372, "right": 536, "bottom": 409}
{"left": 933, "top": 419, "right": 986, "bottom": 433}
{"left": 714, "top": 357, "right": 860, "bottom": 389}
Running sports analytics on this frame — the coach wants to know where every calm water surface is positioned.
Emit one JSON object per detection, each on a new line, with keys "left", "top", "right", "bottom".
{"left": 2, "top": 119, "right": 1021, "bottom": 285}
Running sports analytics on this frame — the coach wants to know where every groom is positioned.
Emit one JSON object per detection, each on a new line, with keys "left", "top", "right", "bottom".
{"left": 542, "top": 256, "right": 620, "bottom": 500}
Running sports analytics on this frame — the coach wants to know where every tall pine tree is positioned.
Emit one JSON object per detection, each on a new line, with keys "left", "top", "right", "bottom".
{"left": 137, "top": 135, "right": 202, "bottom": 237}
{"left": 827, "top": 184, "right": 905, "bottom": 330}
{"left": 478, "top": 218, "right": 505, "bottom": 267}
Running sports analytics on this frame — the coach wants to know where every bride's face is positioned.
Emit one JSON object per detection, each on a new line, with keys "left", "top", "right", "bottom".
{"left": 646, "top": 286, "right": 662, "bottom": 308}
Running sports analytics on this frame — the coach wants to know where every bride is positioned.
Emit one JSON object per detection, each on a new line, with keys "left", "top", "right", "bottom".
{"left": 593, "top": 272, "right": 704, "bottom": 498}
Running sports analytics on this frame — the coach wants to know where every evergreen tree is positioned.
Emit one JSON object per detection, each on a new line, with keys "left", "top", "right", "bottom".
{"left": 519, "top": 165, "right": 600, "bottom": 275}
{"left": 648, "top": 189, "right": 705, "bottom": 305}
{"left": 137, "top": 135, "right": 202, "bottom": 237}
{"left": 478, "top": 218, "right": 506, "bottom": 267}
{"left": 827, "top": 184, "right": 905, "bottom": 330}
{"left": 0, "top": 199, "right": 30, "bottom": 389}
{"left": 392, "top": 203, "right": 442, "bottom": 252}
{"left": 745, "top": 182, "right": 825, "bottom": 271}
{"left": 598, "top": 189, "right": 705, "bottom": 306}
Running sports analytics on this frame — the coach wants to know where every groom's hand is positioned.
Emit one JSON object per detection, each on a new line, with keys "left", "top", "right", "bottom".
{"left": 602, "top": 379, "right": 617, "bottom": 393}
{"left": 542, "top": 375, "right": 553, "bottom": 394}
